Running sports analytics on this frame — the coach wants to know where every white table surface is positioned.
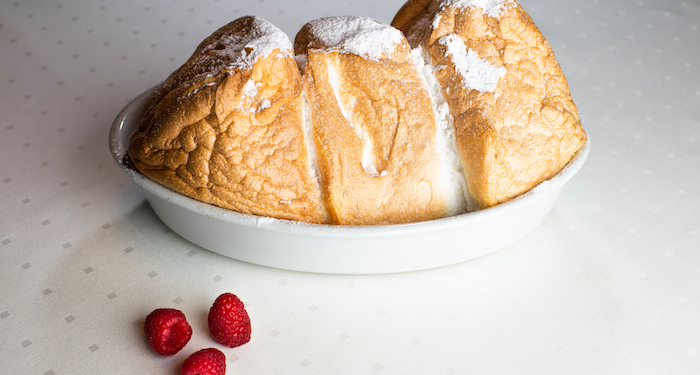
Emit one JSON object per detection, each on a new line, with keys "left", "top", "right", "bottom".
{"left": 1, "top": 0, "right": 699, "bottom": 374}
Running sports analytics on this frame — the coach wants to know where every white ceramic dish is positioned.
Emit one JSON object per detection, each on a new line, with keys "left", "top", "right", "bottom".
{"left": 110, "top": 87, "right": 590, "bottom": 274}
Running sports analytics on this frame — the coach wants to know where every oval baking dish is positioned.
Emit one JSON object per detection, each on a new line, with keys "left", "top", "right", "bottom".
{"left": 110, "top": 86, "right": 590, "bottom": 274}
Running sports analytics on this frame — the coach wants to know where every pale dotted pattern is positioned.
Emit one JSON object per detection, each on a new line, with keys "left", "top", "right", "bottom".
{"left": 0, "top": 0, "right": 699, "bottom": 374}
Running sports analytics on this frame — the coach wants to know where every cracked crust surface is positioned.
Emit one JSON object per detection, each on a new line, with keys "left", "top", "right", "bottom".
{"left": 128, "top": 16, "right": 325, "bottom": 223}
{"left": 128, "top": 3, "right": 586, "bottom": 225}
{"left": 295, "top": 16, "right": 459, "bottom": 225}
{"left": 393, "top": 0, "right": 587, "bottom": 208}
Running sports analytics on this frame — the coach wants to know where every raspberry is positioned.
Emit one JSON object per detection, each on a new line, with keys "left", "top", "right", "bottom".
{"left": 181, "top": 348, "right": 226, "bottom": 375}
{"left": 208, "top": 293, "right": 251, "bottom": 348}
{"left": 144, "top": 308, "right": 192, "bottom": 355}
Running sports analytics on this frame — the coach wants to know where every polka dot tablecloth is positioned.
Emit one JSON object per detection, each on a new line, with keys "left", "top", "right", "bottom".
{"left": 1, "top": 0, "right": 698, "bottom": 373}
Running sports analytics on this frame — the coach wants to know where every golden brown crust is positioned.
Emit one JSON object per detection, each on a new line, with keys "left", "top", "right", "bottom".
{"left": 393, "top": 0, "right": 586, "bottom": 208}
{"left": 128, "top": 4, "right": 586, "bottom": 225}
{"left": 128, "top": 16, "right": 325, "bottom": 223}
{"left": 391, "top": 0, "right": 433, "bottom": 37}
{"left": 295, "top": 16, "right": 457, "bottom": 225}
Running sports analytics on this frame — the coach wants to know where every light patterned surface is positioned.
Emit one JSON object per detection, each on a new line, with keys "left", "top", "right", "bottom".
{"left": 1, "top": 0, "right": 699, "bottom": 373}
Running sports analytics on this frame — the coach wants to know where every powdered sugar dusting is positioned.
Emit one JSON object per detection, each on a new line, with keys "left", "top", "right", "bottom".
{"left": 307, "top": 16, "right": 406, "bottom": 61}
{"left": 242, "top": 79, "right": 258, "bottom": 98}
{"left": 432, "top": 14, "right": 443, "bottom": 30}
{"left": 202, "top": 16, "right": 293, "bottom": 72}
{"left": 236, "top": 78, "right": 274, "bottom": 114}
{"left": 238, "top": 79, "right": 262, "bottom": 113}
{"left": 440, "top": 0, "right": 512, "bottom": 19}
{"left": 258, "top": 99, "right": 271, "bottom": 111}
{"left": 438, "top": 34, "right": 506, "bottom": 93}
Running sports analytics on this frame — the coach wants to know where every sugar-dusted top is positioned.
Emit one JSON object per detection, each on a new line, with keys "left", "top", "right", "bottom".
{"left": 154, "top": 16, "right": 294, "bottom": 101}
{"left": 198, "top": 15, "right": 293, "bottom": 71}
{"left": 304, "top": 16, "right": 407, "bottom": 61}
{"left": 439, "top": 0, "right": 513, "bottom": 19}
{"left": 439, "top": 33, "right": 506, "bottom": 93}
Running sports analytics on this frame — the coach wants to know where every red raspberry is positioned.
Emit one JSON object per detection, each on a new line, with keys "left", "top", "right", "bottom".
{"left": 208, "top": 293, "right": 251, "bottom": 347}
{"left": 181, "top": 348, "right": 226, "bottom": 375}
{"left": 144, "top": 308, "right": 192, "bottom": 355}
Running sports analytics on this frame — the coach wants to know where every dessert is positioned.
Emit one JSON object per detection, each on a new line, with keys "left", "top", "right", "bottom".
{"left": 127, "top": 0, "right": 586, "bottom": 225}
{"left": 296, "top": 16, "right": 469, "bottom": 225}
{"left": 393, "top": 0, "right": 587, "bottom": 207}
{"left": 128, "top": 16, "right": 325, "bottom": 224}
